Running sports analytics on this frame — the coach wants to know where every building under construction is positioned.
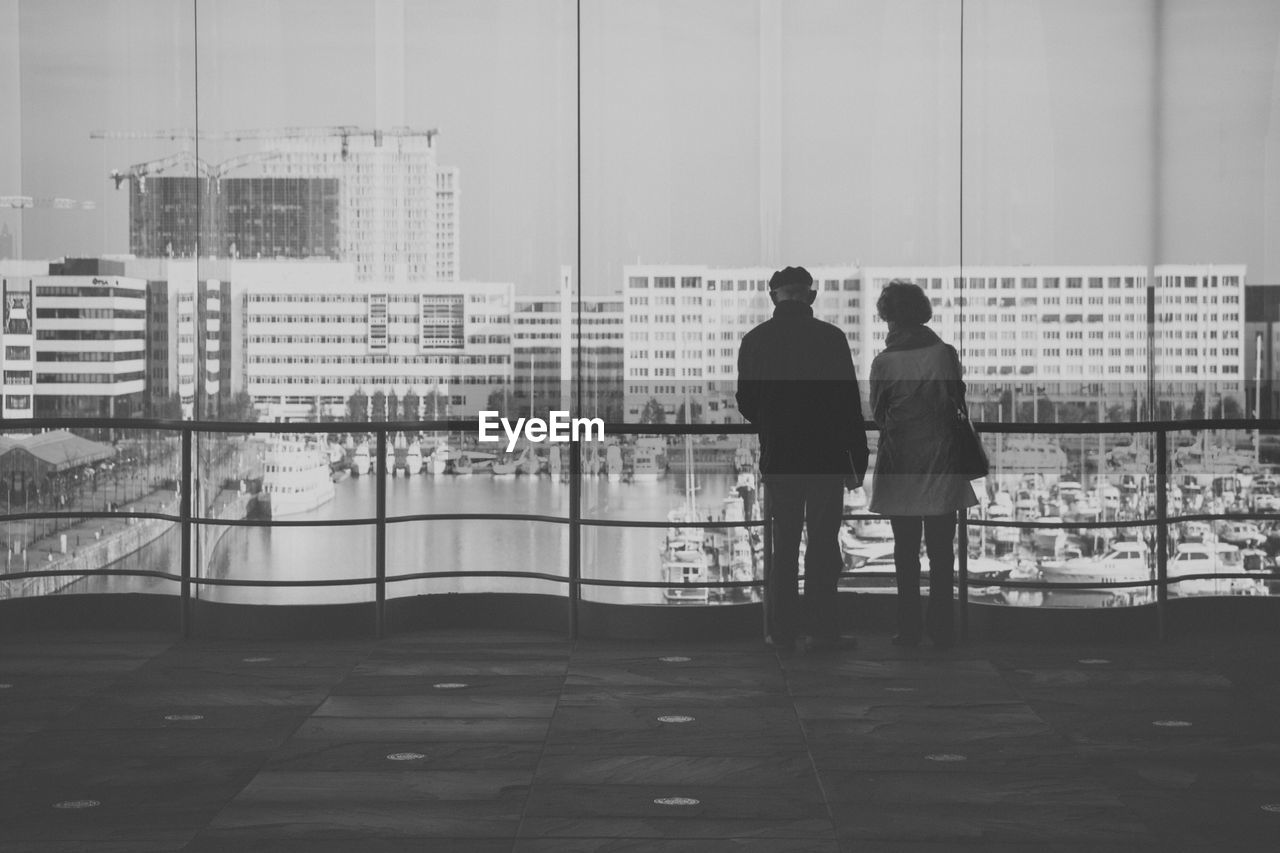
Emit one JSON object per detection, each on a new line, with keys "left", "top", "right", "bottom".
{"left": 129, "top": 176, "right": 341, "bottom": 261}
{"left": 109, "top": 127, "right": 458, "bottom": 281}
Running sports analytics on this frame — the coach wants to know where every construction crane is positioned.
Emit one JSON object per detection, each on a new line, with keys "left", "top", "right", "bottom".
{"left": 0, "top": 196, "right": 96, "bottom": 211}
{"left": 110, "top": 151, "right": 211, "bottom": 192}
{"left": 91, "top": 126, "right": 439, "bottom": 161}
{"left": 106, "top": 151, "right": 290, "bottom": 194}
{"left": 206, "top": 151, "right": 284, "bottom": 192}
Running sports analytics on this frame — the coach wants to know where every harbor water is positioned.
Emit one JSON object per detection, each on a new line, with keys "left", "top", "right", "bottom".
{"left": 63, "top": 471, "right": 750, "bottom": 606}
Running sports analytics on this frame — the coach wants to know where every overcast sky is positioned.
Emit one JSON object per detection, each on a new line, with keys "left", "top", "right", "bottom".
{"left": 2, "top": 0, "right": 1278, "bottom": 293}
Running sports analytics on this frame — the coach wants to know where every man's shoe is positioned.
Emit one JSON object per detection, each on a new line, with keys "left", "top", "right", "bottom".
{"left": 802, "top": 635, "right": 857, "bottom": 654}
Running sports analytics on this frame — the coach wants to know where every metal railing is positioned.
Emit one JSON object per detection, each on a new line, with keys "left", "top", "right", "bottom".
{"left": 2, "top": 416, "right": 1279, "bottom": 641}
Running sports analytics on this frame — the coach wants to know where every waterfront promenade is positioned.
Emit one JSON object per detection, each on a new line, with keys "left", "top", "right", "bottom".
{"left": 1, "top": 486, "right": 251, "bottom": 599}
{"left": 2, "top": 627, "right": 1279, "bottom": 849}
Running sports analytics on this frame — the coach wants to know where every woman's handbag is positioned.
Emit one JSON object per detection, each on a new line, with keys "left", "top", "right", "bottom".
{"left": 952, "top": 406, "right": 990, "bottom": 480}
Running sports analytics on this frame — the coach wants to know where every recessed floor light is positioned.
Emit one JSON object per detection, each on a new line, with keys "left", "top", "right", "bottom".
{"left": 654, "top": 796, "right": 699, "bottom": 806}
{"left": 659, "top": 656, "right": 691, "bottom": 663}
{"left": 1078, "top": 658, "right": 1111, "bottom": 665}
{"left": 1261, "top": 803, "right": 1280, "bottom": 813}
{"left": 657, "top": 715, "right": 695, "bottom": 723}
{"left": 925, "top": 753, "right": 967, "bottom": 762}
{"left": 433, "top": 682, "right": 468, "bottom": 689}
{"left": 164, "top": 714, "right": 204, "bottom": 721}
{"left": 387, "top": 752, "right": 426, "bottom": 761}
{"left": 242, "top": 657, "right": 273, "bottom": 663}
{"left": 53, "top": 800, "right": 100, "bottom": 809}
{"left": 1152, "top": 719, "right": 1193, "bottom": 727}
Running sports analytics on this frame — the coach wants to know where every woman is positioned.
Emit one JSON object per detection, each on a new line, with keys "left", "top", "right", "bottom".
{"left": 868, "top": 281, "right": 979, "bottom": 648}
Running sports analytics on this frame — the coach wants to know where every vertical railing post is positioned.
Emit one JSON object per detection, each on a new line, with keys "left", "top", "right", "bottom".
{"left": 179, "top": 428, "right": 192, "bottom": 638}
{"left": 568, "top": 437, "right": 582, "bottom": 640}
{"left": 1154, "top": 426, "right": 1169, "bottom": 641}
{"left": 375, "top": 428, "right": 387, "bottom": 639}
{"left": 761, "top": 481, "right": 772, "bottom": 641}
{"left": 957, "top": 507, "right": 969, "bottom": 643}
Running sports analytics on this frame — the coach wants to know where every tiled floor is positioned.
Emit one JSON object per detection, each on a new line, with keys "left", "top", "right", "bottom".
{"left": 2, "top": 628, "right": 1280, "bottom": 851}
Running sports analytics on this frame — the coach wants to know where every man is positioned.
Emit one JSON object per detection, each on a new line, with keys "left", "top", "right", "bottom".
{"left": 736, "top": 266, "right": 869, "bottom": 654}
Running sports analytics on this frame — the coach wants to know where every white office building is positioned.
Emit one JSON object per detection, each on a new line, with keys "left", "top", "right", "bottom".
{"left": 0, "top": 259, "right": 147, "bottom": 420}
{"left": 865, "top": 264, "right": 1245, "bottom": 417}
{"left": 622, "top": 264, "right": 864, "bottom": 422}
{"left": 622, "top": 263, "right": 1245, "bottom": 422}
{"left": 513, "top": 267, "right": 625, "bottom": 419}
{"left": 232, "top": 261, "right": 511, "bottom": 421}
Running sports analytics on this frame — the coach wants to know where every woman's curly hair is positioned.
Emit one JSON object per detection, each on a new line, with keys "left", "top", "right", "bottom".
{"left": 876, "top": 279, "right": 933, "bottom": 325}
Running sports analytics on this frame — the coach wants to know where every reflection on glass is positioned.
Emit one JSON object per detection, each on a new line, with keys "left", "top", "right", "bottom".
{"left": 194, "top": 429, "right": 369, "bottom": 605}
{"left": 579, "top": 433, "right": 762, "bottom": 605}
{"left": 0, "top": 427, "right": 181, "bottom": 599}
{"left": 388, "top": 520, "right": 567, "bottom": 600}
{"left": 4, "top": 1, "right": 1280, "bottom": 618}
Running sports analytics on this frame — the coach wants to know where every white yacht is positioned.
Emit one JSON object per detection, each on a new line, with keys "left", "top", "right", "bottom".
{"left": 258, "top": 435, "right": 336, "bottom": 518}
{"left": 1039, "top": 540, "right": 1151, "bottom": 587}
{"left": 385, "top": 439, "right": 398, "bottom": 476}
{"left": 427, "top": 440, "right": 449, "bottom": 475}
{"left": 605, "top": 443, "right": 623, "bottom": 482}
{"left": 1169, "top": 542, "right": 1267, "bottom": 597}
{"left": 404, "top": 440, "right": 423, "bottom": 475}
{"left": 350, "top": 441, "right": 371, "bottom": 476}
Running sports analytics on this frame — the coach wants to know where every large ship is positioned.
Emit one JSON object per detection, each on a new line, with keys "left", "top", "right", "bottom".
{"left": 257, "top": 435, "right": 336, "bottom": 518}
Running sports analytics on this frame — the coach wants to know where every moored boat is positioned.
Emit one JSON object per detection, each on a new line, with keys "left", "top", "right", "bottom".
{"left": 1038, "top": 540, "right": 1152, "bottom": 591}
{"left": 351, "top": 441, "right": 371, "bottom": 476}
{"left": 404, "top": 440, "right": 423, "bottom": 475}
{"left": 258, "top": 434, "right": 336, "bottom": 518}
{"left": 605, "top": 443, "right": 623, "bottom": 482}
{"left": 631, "top": 443, "right": 664, "bottom": 481}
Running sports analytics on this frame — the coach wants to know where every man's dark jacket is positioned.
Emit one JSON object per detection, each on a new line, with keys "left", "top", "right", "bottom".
{"left": 736, "top": 301, "right": 869, "bottom": 477}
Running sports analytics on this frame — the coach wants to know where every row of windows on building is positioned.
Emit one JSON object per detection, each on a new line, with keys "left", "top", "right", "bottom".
{"left": 35, "top": 286, "right": 146, "bottom": 299}
{"left": 629, "top": 367, "right": 703, "bottom": 377}
{"left": 248, "top": 354, "right": 510, "bottom": 365}
{"left": 628, "top": 277, "right": 864, "bottom": 292}
{"left": 34, "top": 371, "right": 146, "bottom": 384}
{"left": 243, "top": 334, "right": 512, "bottom": 346}
{"left": 252, "top": 394, "right": 469, "bottom": 408}
{"left": 251, "top": 375, "right": 509, "bottom": 386}
{"left": 965, "top": 363, "right": 1241, "bottom": 376}
{"left": 34, "top": 308, "right": 147, "bottom": 320}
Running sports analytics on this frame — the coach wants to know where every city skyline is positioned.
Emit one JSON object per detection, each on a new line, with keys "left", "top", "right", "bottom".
{"left": 2, "top": 0, "right": 1278, "bottom": 295}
